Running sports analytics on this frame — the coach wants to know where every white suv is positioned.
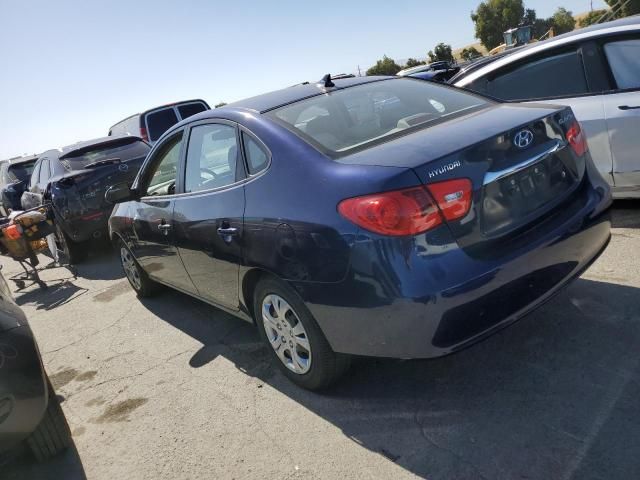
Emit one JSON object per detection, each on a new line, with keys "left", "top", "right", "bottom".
{"left": 453, "top": 17, "right": 640, "bottom": 198}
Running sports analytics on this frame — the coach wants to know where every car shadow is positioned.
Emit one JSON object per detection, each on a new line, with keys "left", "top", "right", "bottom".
{"left": 2, "top": 435, "right": 87, "bottom": 480}
{"left": 73, "top": 245, "right": 124, "bottom": 281}
{"left": 137, "top": 277, "right": 640, "bottom": 480}
{"left": 611, "top": 199, "right": 640, "bottom": 228}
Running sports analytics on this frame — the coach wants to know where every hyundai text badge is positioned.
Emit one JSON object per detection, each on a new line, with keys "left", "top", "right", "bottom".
{"left": 513, "top": 129, "right": 534, "bottom": 149}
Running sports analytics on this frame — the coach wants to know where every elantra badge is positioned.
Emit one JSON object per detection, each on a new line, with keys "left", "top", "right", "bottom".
{"left": 513, "top": 129, "right": 534, "bottom": 149}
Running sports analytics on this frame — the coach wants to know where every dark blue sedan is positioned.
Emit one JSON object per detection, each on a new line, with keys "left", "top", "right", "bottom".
{"left": 107, "top": 75, "right": 611, "bottom": 390}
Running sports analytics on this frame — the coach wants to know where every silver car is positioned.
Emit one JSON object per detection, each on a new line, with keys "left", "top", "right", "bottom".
{"left": 452, "top": 17, "right": 640, "bottom": 199}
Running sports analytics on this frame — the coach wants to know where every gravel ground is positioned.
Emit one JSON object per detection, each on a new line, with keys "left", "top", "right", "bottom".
{"left": 3, "top": 201, "right": 640, "bottom": 480}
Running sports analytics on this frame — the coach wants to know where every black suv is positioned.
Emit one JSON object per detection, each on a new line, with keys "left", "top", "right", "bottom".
{"left": 22, "top": 136, "right": 150, "bottom": 263}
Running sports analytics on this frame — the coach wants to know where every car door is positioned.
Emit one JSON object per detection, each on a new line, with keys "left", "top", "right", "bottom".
{"left": 171, "top": 120, "right": 245, "bottom": 310}
{"left": 460, "top": 43, "right": 614, "bottom": 186}
{"left": 128, "top": 130, "right": 197, "bottom": 294}
{"left": 600, "top": 35, "right": 640, "bottom": 192}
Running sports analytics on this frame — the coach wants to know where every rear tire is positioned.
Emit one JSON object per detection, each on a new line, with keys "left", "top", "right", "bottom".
{"left": 26, "top": 381, "right": 72, "bottom": 462}
{"left": 54, "top": 224, "right": 87, "bottom": 264}
{"left": 254, "top": 277, "right": 350, "bottom": 390}
{"left": 119, "top": 240, "right": 160, "bottom": 297}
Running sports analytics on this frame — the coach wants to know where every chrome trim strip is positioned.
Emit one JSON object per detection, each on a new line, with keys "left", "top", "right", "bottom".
{"left": 483, "top": 140, "right": 565, "bottom": 185}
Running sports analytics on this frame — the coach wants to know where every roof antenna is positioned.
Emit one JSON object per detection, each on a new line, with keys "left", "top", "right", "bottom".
{"left": 317, "top": 73, "right": 335, "bottom": 90}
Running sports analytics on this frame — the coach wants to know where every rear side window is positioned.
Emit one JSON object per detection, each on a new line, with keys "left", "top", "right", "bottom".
{"left": 480, "top": 50, "right": 588, "bottom": 101}
{"left": 269, "top": 79, "right": 488, "bottom": 154}
{"left": 242, "top": 133, "right": 269, "bottom": 175}
{"left": 184, "top": 124, "right": 238, "bottom": 193}
{"left": 60, "top": 141, "right": 150, "bottom": 171}
{"left": 178, "top": 102, "right": 207, "bottom": 120}
{"left": 604, "top": 39, "right": 640, "bottom": 90}
{"left": 146, "top": 108, "right": 179, "bottom": 142}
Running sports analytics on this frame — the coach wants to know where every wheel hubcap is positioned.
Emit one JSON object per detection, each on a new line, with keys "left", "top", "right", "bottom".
{"left": 120, "top": 247, "right": 141, "bottom": 290}
{"left": 262, "top": 294, "right": 311, "bottom": 374}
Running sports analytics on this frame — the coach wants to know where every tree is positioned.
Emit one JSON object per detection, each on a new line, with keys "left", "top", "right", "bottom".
{"left": 460, "top": 47, "right": 483, "bottom": 62}
{"left": 551, "top": 7, "right": 575, "bottom": 35}
{"left": 604, "top": 0, "right": 640, "bottom": 17}
{"left": 428, "top": 43, "right": 454, "bottom": 63}
{"left": 214, "top": 102, "right": 227, "bottom": 108}
{"left": 578, "top": 9, "right": 609, "bottom": 27}
{"left": 404, "top": 58, "right": 425, "bottom": 68}
{"left": 366, "top": 55, "right": 402, "bottom": 76}
{"left": 471, "top": 0, "right": 525, "bottom": 50}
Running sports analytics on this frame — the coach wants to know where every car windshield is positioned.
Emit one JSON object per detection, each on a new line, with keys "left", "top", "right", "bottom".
{"left": 268, "top": 79, "right": 489, "bottom": 154}
{"left": 60, "top": 140, "right": 150, "bottom": 170}
{"left": 5, "top": 160, "right": 36, "bottom": 183}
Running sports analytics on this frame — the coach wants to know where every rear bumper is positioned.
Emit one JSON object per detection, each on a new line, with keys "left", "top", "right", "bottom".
{"left": 297, "top": 178, "right": 612, "bottom": 358}
{"left": 0, "top": 324, "right": 48, "bottom": 453}
{"left": 60, "top": 207, "right": 112, "bottom": 243}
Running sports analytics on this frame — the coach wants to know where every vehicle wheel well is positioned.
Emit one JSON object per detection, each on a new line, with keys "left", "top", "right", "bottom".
{"left": 242, "top": 269, "right": 273, "bottom": 323}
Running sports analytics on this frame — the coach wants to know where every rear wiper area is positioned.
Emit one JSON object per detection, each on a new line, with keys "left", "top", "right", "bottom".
{"left": 84, "top": 157, "right": 121, "bottom": 169}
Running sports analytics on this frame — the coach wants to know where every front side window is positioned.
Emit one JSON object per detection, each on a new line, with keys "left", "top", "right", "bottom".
{"left": 268, "top": 79, "right": 488, "bottom": 154}
{"left": 144, "top": 134, "right": 182, "bottom": 196}
{"left": 146, "top": 108, "right": 179, "bottom": 142}
{"left": 184, "top": 124, "right": 238, "bottom": 193}
{"left": 29, "top": 161, "right": 41, "bottom": 188}
{"left": 39, "top": 159, "right": 50, "bottom": 184}
{"left": 604, "top": 39, "right": 640, "bottom": 90}
{"left": 481, "top": 50, "right": 588, "bottom": 101}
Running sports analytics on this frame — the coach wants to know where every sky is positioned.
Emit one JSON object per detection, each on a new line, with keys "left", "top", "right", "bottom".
{"left": 0, "top": 0, "right": 607, "bottom": 159}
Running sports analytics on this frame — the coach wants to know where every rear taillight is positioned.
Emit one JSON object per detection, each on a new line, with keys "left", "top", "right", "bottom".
{"left": 566, "top": 121, "right": 588, "bottom": 157}
{"left": 140, "top": 126, "right": 149, "bottom": 142}
{"left": 338, "top": 179, "right": 472, "bottom": 236}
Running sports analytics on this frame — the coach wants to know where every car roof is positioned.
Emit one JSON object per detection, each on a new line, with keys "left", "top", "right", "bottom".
{"left": 109, "top": 99, "right": 209, "bottom": 129}
{"left": 455, "top": 16, "right": 640, "bottom": 85}
{"left": 223, "top": 76, "right": 390, "bottom": 114}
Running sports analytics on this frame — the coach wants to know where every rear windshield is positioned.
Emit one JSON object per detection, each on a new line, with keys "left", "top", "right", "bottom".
{"left": 61, "top": 140, "right": 150, "bottom": 170}
{"left": 146, "top": 108, "right": 179, "bottom": 142}
{"left": 178, "top": 102, "right": 207, "bottom": 119}
{"left": 5, "top": 160, "right": 36, "bottom": 183}
{"left": 268, "top": 79, "right": 489, "bottom": 154}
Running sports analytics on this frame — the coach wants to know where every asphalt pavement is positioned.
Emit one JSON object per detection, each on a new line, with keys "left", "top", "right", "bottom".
{"left": 3, "top": 201, "right": 640, "bottom": 480}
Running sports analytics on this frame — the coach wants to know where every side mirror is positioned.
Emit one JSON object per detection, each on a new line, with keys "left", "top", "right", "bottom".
{"left": 105, "top": 183, "right": 137, "bottom": 204}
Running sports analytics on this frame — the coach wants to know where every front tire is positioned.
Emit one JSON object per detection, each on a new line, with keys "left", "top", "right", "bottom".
{"left": 119, "top": 240, "right": 160, "bottom": 297}
{"left": 254, "top": 277, "right": 350, "bottom": 390}
{"left": 26, "top": 381, "right": 72, "bottom": 462}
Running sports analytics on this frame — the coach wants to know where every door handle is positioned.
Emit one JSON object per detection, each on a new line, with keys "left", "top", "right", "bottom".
{"left": 217, "top": 227, "right": 238, "bottom": 236}
{"left": 157, "top": 223, "right": 171, "bottom": 235}
{"left": 618, "top": 105, "right": 640, "bottom": 110}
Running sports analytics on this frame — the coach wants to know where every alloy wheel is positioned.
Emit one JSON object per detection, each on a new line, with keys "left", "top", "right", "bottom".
{"left": 261, "top": 294, "right": 312, "bottom": 374}
{"left": 120, "top": 247, "right": 142, "bottom": 291}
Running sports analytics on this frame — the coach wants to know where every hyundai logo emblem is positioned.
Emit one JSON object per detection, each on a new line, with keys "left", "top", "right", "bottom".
{"left": 513, "top": 129, "right": 534, "bottom": 149}
{"left": 118, "top": 163, "right": 128, "bottom": 172}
